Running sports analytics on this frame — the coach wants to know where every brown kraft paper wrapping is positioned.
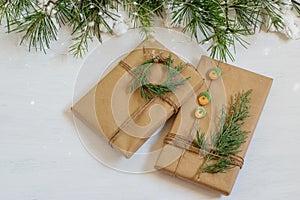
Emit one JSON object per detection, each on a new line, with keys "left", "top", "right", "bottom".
{"left": 71, "top": 40, "right": 205, "bottom": 158}
{"left": 155, "top": 56, "right": 273, "bottom": 195}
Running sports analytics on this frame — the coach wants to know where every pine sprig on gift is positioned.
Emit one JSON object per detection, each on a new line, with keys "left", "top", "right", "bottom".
{"left": 0, "top": 1, "right": 298, "bottom": 60}
{"left": 131, "top": 54, "right": 189, "bottom": 100}
{"left": 194, "top": 90, "right": 252, "bottom": 174}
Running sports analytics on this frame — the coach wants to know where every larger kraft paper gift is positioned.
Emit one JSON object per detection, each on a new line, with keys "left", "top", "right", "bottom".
{"left": 71, "top": 40, "right": 205, "bottom": 158}
{"left": 155, "top": 56, "right": 273, "bottom": 195}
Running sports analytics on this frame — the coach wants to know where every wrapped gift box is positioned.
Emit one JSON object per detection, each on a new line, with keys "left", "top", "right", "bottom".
{"left": 155, "top": 56, "right": 273, "bottom": 195}
{"left": 71, "top": 40, "right": 205, "bottom": 158}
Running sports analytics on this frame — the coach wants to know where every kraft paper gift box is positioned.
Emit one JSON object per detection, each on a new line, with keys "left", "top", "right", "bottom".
{"left": 155, "top": 56, "right": 273, "bottom": 195}
{"left": 71, "top": 40, "right": 205, "bottom": 158}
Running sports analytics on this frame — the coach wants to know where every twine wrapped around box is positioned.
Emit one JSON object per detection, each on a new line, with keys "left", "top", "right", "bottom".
{"left": 164, "top": 133, "right": 244, "bottom": 170}
{"left": 108, "top": 55, "right": 186, "bottom": 147}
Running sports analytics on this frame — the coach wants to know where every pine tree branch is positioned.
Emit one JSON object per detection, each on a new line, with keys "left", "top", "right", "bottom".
{"left": 261, "top": 0, "right": 284, "bottom": 30}
{"left": 67, "top": 0, "right": 119, "bottom": 57}
{"left": 0, "top": 0, "right": 34, "bottom": 32}
{"left": 123, "top": 0, "right": 164, "bottom": 37}
{"left": 10, "top": 7, "right": 58, "bottom": 53}
{"left": 171, "top": 0, "right": 286, "bottom": 62}
{"left": 69, "top": 26, "right": 91, "bottom": 58}
{"left": 292, "top": 0, "right": 300, "bottom": 15}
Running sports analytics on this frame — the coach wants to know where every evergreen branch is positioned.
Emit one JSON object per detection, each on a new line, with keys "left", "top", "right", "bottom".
{"left": 54, "top": 0, "right": 73, "bottom": 26}
{"left": 10, "top": 8, "right": 58, "bottom": 53}
{"left": 229, "top": 0, "right": 262, "bottom": 34}
{"left": 67, "top": 0, "right": 119, "bottom": 56}
{"left": 203, "top": 26, "right": 249, "bottom": 62}
{"left": 171, "top": 0, "right": 285, "bottom": 61}
{"left": 261, "top": 0, "right": 285, "bottom": 30}
{"left": 0, "top": 0, "right": 34, "bottom": 32}
{"left": 195, "top": 90, "right": 252, "bottom": 174}
{"left": 131, "top": 54, "right": 189, "bottom": 100}
{"left": 0, "top": 1, "right": 12, "bottom": 31}
{"left": 69, "top": 26, "right": 91, "bottom": 58}
{"left": 193, "top": 129, "right": 207, "bottom": 151}
{"left": 292, "top": 0, "right": 300, "bottom": 15}
{"left": 123, "top": 0, "right": 164, "bottom": 37}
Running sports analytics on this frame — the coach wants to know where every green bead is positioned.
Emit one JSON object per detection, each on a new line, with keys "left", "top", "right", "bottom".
{"left": 195, "top": 106, "right": 207, "bottom": 119}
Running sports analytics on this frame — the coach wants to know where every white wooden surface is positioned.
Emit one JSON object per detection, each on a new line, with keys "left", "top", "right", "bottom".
{"left": 0, "top": 26, "right": 300, "bottom": 200}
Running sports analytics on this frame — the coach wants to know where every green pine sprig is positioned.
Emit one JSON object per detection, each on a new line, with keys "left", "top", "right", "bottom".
{"left": 131, "top": 54, "right": 189, "bottom": 100}
{"left": 194, "top": 89, "right": 252, "bottom": 174}
{"left": 123, "top": 0, "right": 164, "bottom": 37}
{"left": 0, "top": 0, "right": 34, "bottom": 32}
{"left": 67, "top": 1, "right": 121, "bottom": 57}
{"left": 10, "top": 9, "right": 58, "bottom": 53}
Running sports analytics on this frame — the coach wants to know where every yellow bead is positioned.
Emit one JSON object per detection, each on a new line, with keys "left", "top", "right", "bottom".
{"left": 198, "top": 91, "right": 211, "bottom": 106}
{"left": 209, "top": 70, "right": 219, "bottom": 80}
{"left": 207, "top": 67, "right": 222, "bottom": 80}
{"left": 198, "top": 95, "right": 209, "bottom": 106}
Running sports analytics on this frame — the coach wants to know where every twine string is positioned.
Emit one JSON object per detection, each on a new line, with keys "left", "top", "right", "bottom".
{"left": 164, "top": 133, "right": 244, "bottom": 170}
{"left": 109, "top": 48, "right": 185, "bottom": 145}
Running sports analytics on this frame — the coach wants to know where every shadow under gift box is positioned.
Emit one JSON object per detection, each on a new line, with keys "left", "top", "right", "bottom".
{"left": 71, "top": 40, "right": 204, "bottom": 158}
{"left": 155, "top": 56, "right": 273, "bottom": 195}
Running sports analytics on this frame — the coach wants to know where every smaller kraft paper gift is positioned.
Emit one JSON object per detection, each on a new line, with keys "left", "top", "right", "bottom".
{"left": 71, "top": 40, "right": 205, "bottom": 158}
{"left": 155, "top": 56, "right": 273, "bottom": 195}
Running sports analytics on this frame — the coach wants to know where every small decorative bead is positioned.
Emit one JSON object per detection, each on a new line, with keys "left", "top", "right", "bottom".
{"left": 195, "top": 106, "right": 207, "bottom": 119}
{"left": 208, "top": 67, "right": 222, "bottom": 80}
{"left": 198, "top": 91, "right": 211, "bottom": 106}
